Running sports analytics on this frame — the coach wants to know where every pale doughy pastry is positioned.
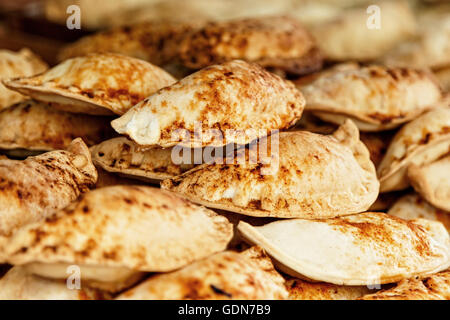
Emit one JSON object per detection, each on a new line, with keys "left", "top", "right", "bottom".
{"left": 388, "top": 194, "right": 450, "bottom": 233}
{"left": 408, "top": 155, "right": 450, "bottom": 211}
{"left": 238, "top": 212, "right": 450, "bottom": 286}
{"left": 0, "top": 100, "right": 115, "bottom": 152}
{"left": 4, "top": 53, "right": 176, "bottom": 116}
{"left": 298, "top": 64, "right": 442, "bottom": 131}
{"left": 0, "top": 266, "right": 108, "bottom": 300}
{"left": 90, "top": 137, "right": 195, "bottom": 183}
{"left": 58, "top": 20, "right": 203, "bottom": 67}
{"left": 0, "top": 185, "right": 232, "bottom": 292}
{"left": 162, "top": 120, "right": 379, "bottom": 219}
{"left": 0, "top": 49, "right": 47, "bottom": 111}
{"left": 310, "top": 0, "right": 417, "bottom": 61}
{"left": 378, "top": 108, "right": 450, "bottom": 192}
{"left": 112, "top": 60, "right": 305, "bottom": 148}
{"left": 117, "top": 247, "right": 287, "bottom": 300}
{"left": 0, "top": 138, "right": 97, "bottom": 236}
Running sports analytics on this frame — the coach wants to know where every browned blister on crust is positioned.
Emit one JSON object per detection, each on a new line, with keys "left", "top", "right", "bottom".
{"left": 58, "top": 20, "right": 203, "bottom": 66}
{"left": 177, "top": 16, "right": 322, "bottom": 76}
{"left": 90, "top": 137, "right": 195, "bottom": 183}
{"left": 285, "top": 278, "right": 372, "bottom": 300}
{"left": 238, "top": 212, "right": 450, "bottom": 286}
{"left": 112, "top": 60, "right": 305, "bottom": 148}
{"left": 359, "top": 271, "right": 450, "bottom": 300}
{"left": 0, "top": 186, "right": 233, "bottom": 284}
{"left": 0, "top": 49, "right": 48, "bottom": 111}
{"left": 0, "top": 100, "right": 116, "bottom": 152}
{"left": 162, "top": 120, "right": 379, "bottom": 219}
{"left": 117, "top": 247, "right": 287, "bottom": 300}
{"left": 378, "top": 107, "right": 450, "bottom": 192}
{"left": 4, "top": 53, "right": 176, "bottom": 116}
{"left": 0, "top": 266, "right": 109, "bottom": 300}
{"left": 408, "top": 155, "right": 450, "bottom": 212}
{"left": 298, "top": 64, "right": 443, "bottom": 131}
{"left": 0, "top": 138, "right": 97, "bottom": 236}
{"left": 388, "top": 194, "right": 450, "bottom": 233}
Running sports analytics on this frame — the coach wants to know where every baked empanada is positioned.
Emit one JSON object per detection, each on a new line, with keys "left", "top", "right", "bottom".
{"left": 381, "top": 6, "right": 450, "bottom": 69}
{"left": 0, "top": 100, "right": 115, "bottom": 152}
{"left": 286, "top": 278, "right": 372, "bottom": 300}
{"left": 310, "top": 0, "right": 417, "bottom": 61}
{"left": 298, "top": 64, "right": 442, "bottom": 131}
{"left": 58, "top": 20, "right": 203, "bottom": 66}
{"left": 90, "top": 137, "right": 195, "bottom": 183}
{"left": 162, "top": 120, "right": 379, "bottom": 219}
{"left": 408, "top": 155, "right": 450, "bottom": 211}
{"left": 177, "top": 16, "right": 323, "bottom": 76}
{"left": 0, "top": 49, "right": 47, "bottom": 111}
{"left": 4, "top": 53, "right": 176, "bottom": 116}
{"left": 0, "top": 138, "right": 97, "bottom": 236}
{"left": 359, "top": 271, "right": 450, "bottom": 300}
{"left": 0, "top": 266, "right": 107, "bottom": 300}
{"left": 388, "top": 194, "right": 450, "bottom": 233}
{"left": 238, "top": 212, "right": 450, "bottom": 286}
{"left": 117, "top": 247, "right": 287, "bottom": 300}
{"left": 378, "top": 107, "right": 450, "bottom": 192}
{"left": 112, "top": 60, "right": 305, "bottom": 148}
{"left": 0, "top": 185, "right": 232, "bottom": 293}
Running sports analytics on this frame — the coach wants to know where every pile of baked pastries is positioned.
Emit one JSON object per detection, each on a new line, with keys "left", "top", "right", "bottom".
{"left": 0, "top": 0, "right": 449, "bottom": 300}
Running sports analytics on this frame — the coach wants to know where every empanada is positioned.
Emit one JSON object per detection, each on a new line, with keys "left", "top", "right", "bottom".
{"left": 238, "top": 212, "right": 450, "bottom": 286}
{"left": 0, "top": 100, "right": 116, "bottom": 152}
{"left": 117, "top": 247, "right": 287, "bottom": 300}
{"left": 359, "top": 271, "right": 450, "bottom": 300}
{"left": 378, "top": 107, "right": 450, "bottom": 192}
{"left": 0, "top": 266, "right": 107, "bottom": 300}
{"left": 286, "top": 278, "right": 372, "bottom": 300}
{"left": 0, "top": 49, "right": 47, "bottom": 111}
{"left": 310, "top": 0, "right": 417, "bottom": 61}
{"left": 0, "top": 185, "right": 232, "bottom": 293}
{"left": 408, "top": 155, "right": 450, "bottom": 211}
{"left": 388, "top": 194, "right": 450, "bottom": 233}
{"left": 177, "top": 16, "right": 323, "bottom": 76}
{"left": 58, "top": 20, "right": 203, "bottom": 66}
{"left": 381, "top": 6, "right": 450, "bottom": 69}
{"left": 162, "top": 120, "right": 379, "bottom": 219}
{"left": 4, "top": 53, "right": 176, "bottom": 116}
{"left": 112, "top": 60, "right": 305, "bottom": 148}
{"left": 90, "top": 137, "right": 195, "bottom": 183}
{"left": 0, "top": 138, "right": 97, "bottom": 236}
{"left": 298, "top": 64, "right": 443, "bottom": 131}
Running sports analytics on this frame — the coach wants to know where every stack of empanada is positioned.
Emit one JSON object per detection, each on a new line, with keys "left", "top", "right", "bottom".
{"left": 1, "top": 2, "right": 450, "bottom": 300}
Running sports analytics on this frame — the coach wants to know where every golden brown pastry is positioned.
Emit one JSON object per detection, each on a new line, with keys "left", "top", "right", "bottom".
{"left": 117, "top": 247, "right": 287, "bottom": 300}
{"left": 0, "top": 100, "right": 115, "bottom": 152}
{"left": 112, "top": 60, "right": 305, "bottom": 148}
{"left": 162, "top": 120, "right": 379, "bottom": 219}
{"left": 298, "top": 64, "right": 443, "bottom": 131}
{"left": 177, "top": 16, "right": 323, "bottom": 76}
{"left": 4, "top": 53, "right": 176, "bottom": 116}
{"left": 90, "top": 137, "right": 195, "bottom": 183}
{"left": 378, "top": 107, "right": 450, "bottom": 192}
{"left": 0, "top": 49, "right": 47, "bottom": 111}
{"left": 0, "top": 138, "right": 97, "bottom": 236}
{"left": 0, "top": 185, "right": 233, "bottom": 293}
